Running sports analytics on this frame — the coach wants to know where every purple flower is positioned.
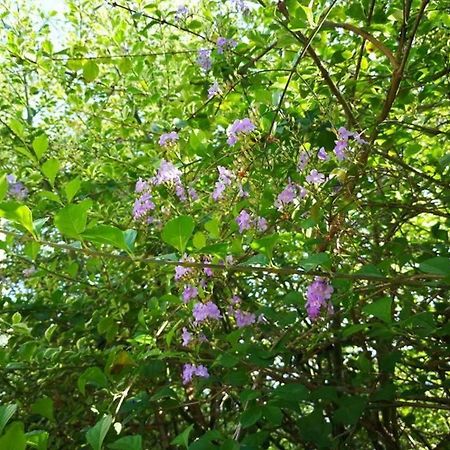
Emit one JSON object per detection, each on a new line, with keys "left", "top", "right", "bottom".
{"left": 212, "top": 166, "right": 235, "bottom": 201}
{"left": 212, "top": 181, "right": 226, "bottom": 201}
{"left": 353, "top": 132, "right": 368, "bottom": 145}
{"left": 208, "top": 81, "right": 220, "bottom": 99}
{"left": 275, "top": 182, "right": 297, "bottom": 209}
{"left": 306, "top": 169, "right": 325, "bottom": 185}
{"left": 231, "top": 295, "right": 241, "bottom": 305}
{"left": 226, "top": 118, "right": 255, "bottom": 146}
{"left": 135, "top": 178, "right": 149, "bottom": 193}
{"left": 175, "top": 183, "right": 187, "bottom": 202}
{"left": 334, "top": 140, "right": 348, "bottom": 161}
{"left": 236, "top": 209, "right": 253, "bottom": 233}
{"left": 256, "top": 217, "right": 268, "bottom": 232}
{"left": 193, "top": 301, "right": 221, "bottom": 323}
{"left": 305, "top": 277, "right": 334, "bottom": 320}
{"left": 194, "top": 364, "right": 209, "bottom": 378}
{"left": 182, "top": 327, "right": 192, "bottom": 346}
{"left": 297, "top": 151, "right": 309, "bottom": 171}
{"left": 298, "top": 185, "right": 308, "bottom": 198}
{"left": 153, "top": 160, "right": 182, "bottom": 185}
{"left": 7, "top": 175, "right": 28, "bottom": 200}
{"left": 237, "top": 183, "right": 249, "bottom": 198}
{"left": 175, "top": 4, "right": 189, "bottom": 21}
{"left": 231, "top": 0, "right": 250, "bottom": 12}
{"left": 133, "top": 192, "right": 155, "bottom": 220}
{"left": 159, "top": 131, "right": 179, "bottom": 147}
{"left": 174, "top": 255, "right": 194, "bottom": 281}
{"left": 217, "top": 37, "right": 237, "bottom": 54}
{"left": 182, "top": 363, "right": 196, "bottom": 384}
{"left": 235, "top": 310, "right": 256, "bottom": 328}
{"left": 197, "top": 48, "right": 212, "bottom": 71}
{"left": 182, "top": 284, "right": 198, "bottom": 303}
{"left": 203, "top": 258, "right": 214, "bottom": 277}
{"left": 188, "top": 186, "right": 198, "bottom": 201}
{"left": 317, "top": 147, "right": 329, "bottom": 161}
{"left": 338, "top": 126, "right": 353, "bottom": 140}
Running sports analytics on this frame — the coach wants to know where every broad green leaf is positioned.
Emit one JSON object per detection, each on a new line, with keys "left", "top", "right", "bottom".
{"left": 82, "top": 225, "right": 130, "bottom": 251}
{"left": 83, "top": 61, "right": 100, "bottom": 82}
{"left": 171, "top": 423, "right": 193, "bottom": 448}
{"left": 25, "top": 430, "right": 49, "bottom": 450}
{"left": 64, "top": 177, "right": 81, "bottom": 203}
{"left": 300, "top": 253, "right": 330, "bottom": 271}
{"left": 9, "top": 118, "right": 25, "bottom": 139}
{"left": 31, "top": 397, "right": 54, "bottom": 422}
{"left": 0, "top": 421, "right": 26, "bottom": 450}
{"left": 240, "top": 407, "right": 262, "bottom": 428}
{"left": 86, "top": 415, "right": 113, "bottom": 450}
{"left": 78, "top": 367, "right": 108, "bottom": 395}
{"left": 161, "top": 215, "right": 195, "bottom": 253}
{"left": 333, "top": 396, "right": 367, "bottom": 425}
{"left": 108, "top": 435, "right": 142, "bottom": 450}
{"left": 32, "top": 134, "right": 48, "bottom": 160}
{"left": 41, "top": 158, "right": 60, "bottom": 186}
{"left": 54, "top": 199, "right": 92, "bottom": 238}
{"left": 273, "top": 383, "right": 309, "bottom": 401}
{"left": 419, "top": 257, "right": 450, "bottom": 276}
{"left": 363, "top": 297, "right": 392, "bottom": 323}
{"left": 0, "top": 404, "right": 17, "bottom": 434}
{"left": 0, "top": 201, "right": 35, "bottom": 235}
{"left": 193, "top": 231, "right": 206, "bottom": 249}
{"left": 251, "top": 234, "right": 279, "bottom": 260}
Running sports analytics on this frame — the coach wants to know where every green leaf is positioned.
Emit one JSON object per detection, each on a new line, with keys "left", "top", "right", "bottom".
{"left": 64, "top": 177, "right": 81, "bottom": 203}
{"left": 83, "top": 61, "right": 100, "bottom": 82}
{"left": 161, "top": 215, "right": 195, "bottom": 253}
{"left": 251, "top": 234, "right": 279, "bottom": 260}
{"left": 363, "top": 297, "right": 392, "bottom": 323}
{"left": 333, "top": 396, "right": 367, "bottom": 425}
{"left": 108, "top": 435, "right": 142, "bottom": 450}
{"left": 32, "top": 134, "right": 48, "bottom": 160}
{"left": 273, "top": 383, "right": 309, "bottom": 401}
{"left": 0, "top": 404, "right": 17, "bottom": 434}
{"left": 240, "top": 407, "right": 262, "bottom": 428}
{"left": 0, "top": 174, "right": 7, "bottom": 201}
{"left": 31, "top": 397, "right": 54, "bottom": 422}
{"left": 25, "top": 430, "right": 49, "bottom": 450}
{"left": 41, "top": 158, "right": 60, "bottom": 186}
{"left": 419, "top": 257, "right": 450, "bottom": 276}
{"left": 0, "top": 421, "right": 26, "bottom": 450}
{"left": 193, "top": 231, "right": 206, "bottom": 249}
{"left": 86, "top": 415, "right": 113, "bottom": 450}
{"left": 82, "top": 225, "right": 131, "bottom": 251}
{"left": 171, "top": 423, "right": 193, "bottom": 448}
{"left": 9, "top": 118, "right": 25, "bottom": 139}
{"left": 0, "top": 201, "right": 35, "bottom": 235}
{"left": 54, "top": 199, "right": 92, "bottom": 238}
{"left": 301, "top": 253, "right": 330, "bottom": 271}
{"left": 77, "top": 367, "right": 108, "bottom": 395}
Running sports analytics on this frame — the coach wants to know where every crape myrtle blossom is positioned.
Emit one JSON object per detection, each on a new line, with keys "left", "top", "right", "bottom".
{"left": 197, "top": 48, "right": 212, "bottom": 71}
{"left": 159, "top": 131, "right": 179, "bottom": 147}
{"left": 216, "top": 37, "right": 237, "bottom": 54}
{"left": 305, "top": 277, "right": 334, "bottom": 320}
{"left": 182, "top": 363, "right": 209, "bottom": 384}
{"left": 7, "top": 174, "right": 28, "bottom": 200}
{"left": 226, "top": 118, "right": 255, "bottom": 146}
{"left": 306, "top": 169, "right": 325, "bottom": 185}
{"left": 193, "top": 301, "right": 221, "bottom": 323}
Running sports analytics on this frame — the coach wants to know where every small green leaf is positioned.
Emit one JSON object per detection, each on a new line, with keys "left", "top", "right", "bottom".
{"left": 240, "top": 407, "right": 262, "bottom": 428}
{"left": 301, "top": 253, "right": 330, "bottom": 271}
{"left": 0, "top": 202, "right": 35, "bottom": 235}
{"left": 78, "top": 367, "right": 108, "bottom": 395}
{"left": 83, "top": 61, "right": 100, "bottom": 82}
{"left": 64, "top": 177, "right": 81, "bottom": 203}
{"left": 31, "top": 397, "right": 54, "bottom": 422}
{"left": 251, "top": 234, "right": 279, "bottom": 260}
{"left": 32, "top": 134, "right": 48, "bottom": 160}
{"left": 0, "top": 174, "right": 7, "bottom": 201}
{"left": 82, "top": 225, "right": 131, "bottom": 251}
{"left": 0, "top": 404, "right": 17, "bottom": 434}
{"left": 161, "top": 215, "right": 195, "bottom": 253}
{"left": 86, "top": 415, "right": 113, "bottom": 450}
{"left": 193, "top": 231, "right": 206, "bottom": 249}
{"left": 273, "top": 383, "right": 309, "bottom": 401}
{"left": 0, "top": 421, "right": 26, "bottom": 450}
{"left": 54, "top": 199, "right": 92, "bottom": 238}
{"left": 41, "top": 158, "right": 60, "bottom": 187}
{"left": 171, "top": 423, "right": 193, "bottom": 448}
{"left": 108, "top": 435, "right": 142, "bottom": 450}
{"left": 363, "top": 297, "right": 392, "bottom": 323}
{"left": 9, "top": 118, "right": 25, "bottom": 139}
{"left": 25, "top": 430, "right": 49, "bottom": 450}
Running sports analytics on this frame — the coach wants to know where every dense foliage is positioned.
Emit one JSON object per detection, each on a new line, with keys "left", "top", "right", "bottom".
{"left": 0, "top": 0, "right": 449, "bottom": 448}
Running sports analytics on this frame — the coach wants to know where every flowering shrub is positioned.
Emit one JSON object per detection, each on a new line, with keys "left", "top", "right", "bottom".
{"left": 0, "top": 0, "right": 448, "bottom": 449}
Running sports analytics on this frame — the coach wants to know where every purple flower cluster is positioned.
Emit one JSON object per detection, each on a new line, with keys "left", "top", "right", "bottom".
{"left": 305, "top": 277, "right": 334, "bottom": 320}
{"left": 275, "top": 182, "right": 307, "bottom": 210}
{"left": 212, "top": 166, "right": 235, "bottom": 201}
{"left": 159, "top": 131, "right": 179, "bottom": 147}
{"left": 297, "top": 151, "right": 309, "bottom": 172}
{"left": 217, "top": 37, "right": 237, "bottom": 54}
{"left": 175, "top": 4, "right": 189, "bottom": 21}
{"left": 197, "top": 48, "right": 212, "bottom": 71}
{"left": 235, "top": 209, "right": 268, "bottom": 233}
{"left": 230, "top": 0, "right": 250, "bottom": 13}
{"left": 235, "top": 309, "right": 256, "bottom": 328}
{"left": 7, "top": 175, "right": 28, "bottom": 200}
{"left": 175, "top": 255, "right": 195, "bottom": 281}
{"left": 226, "top": 118, "right": 255, "bottom": 146}
{"left": 133, "top": 192, "right": 155, "bottom": 221}
{"left": 182, "top": 284, "right": 198, "bottom": 302}
{"left": 193, "top": 301, "right": 221, "bottom": 323}
{"left": 182, "top": 363, "right": 209, "bottom": 384}
{"left": 306, "top": 169, "right": 325, "bottom": 185}
{"left": 333, "top": 127, "right": 367, "bottom": 161}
